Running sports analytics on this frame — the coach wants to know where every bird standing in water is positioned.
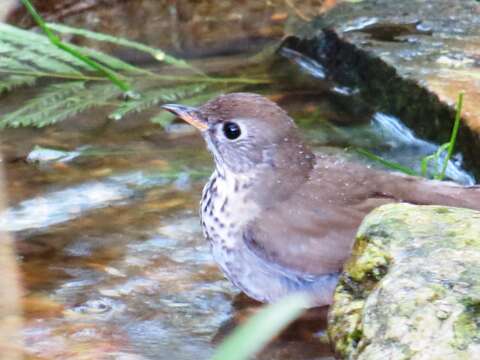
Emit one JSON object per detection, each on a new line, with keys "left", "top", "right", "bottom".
{"left": 162, "top": 93, "right": 480, "bottom": 307}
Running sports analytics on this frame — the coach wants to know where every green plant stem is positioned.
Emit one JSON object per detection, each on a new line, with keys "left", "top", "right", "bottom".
{"left": 20, "top": 0, "right": 130, "bottom": 92}
{"left": 47, "top": 23, "right": 204, "bottom": 76}
{"left": 0, "top": 68, "right": 271, "bottom": 84}
{"left": 437, "top": 92, "right": 464, "bottom": 180}
{"left": 352, "top": 147, "right": 419, "bottom": 176}
{"left": 421, "top": 142, "right": 449, "bottom": 178}
{"left": 0, "top": 69, "right": 106, "bottom": 81}
{"left": 147, "top": 75, "right": 271, "bottom": 84}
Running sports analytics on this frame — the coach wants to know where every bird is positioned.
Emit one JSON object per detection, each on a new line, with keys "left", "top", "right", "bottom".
{"left": 162, "top": 92, "right": 480, "bottom": 307}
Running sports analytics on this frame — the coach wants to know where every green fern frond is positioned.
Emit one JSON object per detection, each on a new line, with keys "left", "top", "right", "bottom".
{"left": 150, "top": 89, "right": 227, "bottom": 127}
{"left": 47, "top": 23, "right": 200, "bottom": 73}
{"left": 0, "top": 81, "right": 84, "bottom": 127}
{"left": 67, "top": 43, "right": 152, "bottom": 75}
{"left": 0, "top": 23, "right": 150, "bottom": 75}
{"left": 109, "top": 83, "right": 209, "bottom": 120}
{"left": 0, "top": 56, "right": 35, "bottom": 72}
{"left": 0, "top": 24, "right": 90, "bottom": 70}
{"left": 0, "top": 41, "right": 17, "bottom": 53}
{"left": 0, "top": 75, "right": 36, "bottom": 93}
{"left": 0, "top": 47, "right": 39, "bottom": 90}
{"left": 0, "top": 82, "right": 122, "bottom": 128}
{"left": 17, "top": 50, "right": 84, "bottom": 75}
{"left": 0, "top": 41, "right": 85, "bottom": 79}
{"left": 0, "top": 21, "right": 257, "bottom": 129}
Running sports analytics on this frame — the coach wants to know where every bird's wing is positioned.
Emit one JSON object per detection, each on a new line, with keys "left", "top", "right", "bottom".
{"left": 243, "top": 157, "right": 395, "bottom": 275}
{"left": 243, "top": 155, "right": 480, "bottom": 276}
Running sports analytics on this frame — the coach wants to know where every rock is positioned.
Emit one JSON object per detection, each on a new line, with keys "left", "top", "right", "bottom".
{"left": 314, "top": 0, "right": 480, "bottom": 131}
{"left": 328, "top": 203, "right": 480, "bottom": 359}
{"left": 281, "top": 0, "right": 480, "bottom": 178}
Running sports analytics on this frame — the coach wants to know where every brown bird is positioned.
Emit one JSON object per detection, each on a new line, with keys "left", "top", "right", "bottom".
{"left": 162, "top": 93, "right": 480, "bottom": 307}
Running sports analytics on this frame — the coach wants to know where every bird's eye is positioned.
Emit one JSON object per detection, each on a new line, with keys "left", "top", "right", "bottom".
{"left": 223, "top": 122, "right": 241, "bottom": 140}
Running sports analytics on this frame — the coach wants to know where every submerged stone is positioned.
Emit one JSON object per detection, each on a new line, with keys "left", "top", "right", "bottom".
{"left": 328, "top": 203, "right": 480, "bottom": 359}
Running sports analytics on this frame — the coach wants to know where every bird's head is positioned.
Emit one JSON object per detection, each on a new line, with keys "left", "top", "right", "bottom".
{"left": 162, "top": 93, "right": 315, "bottom": 177}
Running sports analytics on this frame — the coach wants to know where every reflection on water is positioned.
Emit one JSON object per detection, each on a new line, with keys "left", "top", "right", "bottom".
{"left": 1, "top": 180, "right": 135, "bottom": 232}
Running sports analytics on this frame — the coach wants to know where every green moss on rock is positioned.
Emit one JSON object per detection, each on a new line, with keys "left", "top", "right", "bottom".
{"left": 328, "top": 204, "right": 480, "bottom": 359}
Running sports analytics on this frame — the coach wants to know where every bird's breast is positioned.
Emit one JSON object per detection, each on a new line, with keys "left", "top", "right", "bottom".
{"left": 199, "top": 170, "right": 339, "bottom": 305}
{"left": 200, "top": 170, "right": 259, "bottom": 250}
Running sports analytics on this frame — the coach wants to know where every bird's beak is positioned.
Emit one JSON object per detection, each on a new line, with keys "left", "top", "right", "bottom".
{"left": 161, "top": 104, "right": 208, "bottom": 131}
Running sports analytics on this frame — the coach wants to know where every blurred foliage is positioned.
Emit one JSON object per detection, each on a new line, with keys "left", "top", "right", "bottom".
{"left": 212, "top": 293, "right": 311, "bottom": 360}
{"left": 0, "top": 2, "right": 269, "bottom": 129}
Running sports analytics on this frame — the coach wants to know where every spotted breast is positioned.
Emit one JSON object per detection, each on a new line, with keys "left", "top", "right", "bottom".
{"left": 200, "top": 169, "right": 338, "bottom": 305}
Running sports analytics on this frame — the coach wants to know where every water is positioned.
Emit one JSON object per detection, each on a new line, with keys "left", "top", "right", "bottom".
{"left": 1, "top": 1, "right": 477, "bottom": 359}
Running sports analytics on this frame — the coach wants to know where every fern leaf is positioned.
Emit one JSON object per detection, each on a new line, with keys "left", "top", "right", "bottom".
{"left": 0, "top": 56, "right": 35, "bottom": 71}
{"left": 0, "top": 41, "right": 17, "bottom": 53}
{"left": 47, "top": 23, "right": 198, "bottom": 72}
{"left": 0, "top": 82, "right": 85, "bottom": 127}
{"left": 0, "top": 23, "right": 149, "bottom": 77}
{"left": 0, "top": 82, "right": 121, "bottom": 128}
{"left": 0, "top": 55, "right": 39, "bottom": 92}
{"left": 150, "top": 89, "right": 226, "bottom": 127}
{"left": 0, "top": 75, "right": 36, "bottom": 93}
{"left": 0, "top": 24, "right": 90, "bottom": 70}
{"left": 67, "top": 43, "right": 151, "bottom": 75}
{"left": 16, "top": 49, "right": 84, "bottom": 75}
{"left": 109, "top": 83, "right": 209, "bottom": 120}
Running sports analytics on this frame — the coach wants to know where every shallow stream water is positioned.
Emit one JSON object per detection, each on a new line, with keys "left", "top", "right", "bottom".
{"left": 1, "top": 1, "right": 477, "bottom": 359}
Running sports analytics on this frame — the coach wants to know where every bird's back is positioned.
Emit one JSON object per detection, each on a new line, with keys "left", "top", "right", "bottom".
{"left": 244, "top": 153, "right": 480, "bottom": 276}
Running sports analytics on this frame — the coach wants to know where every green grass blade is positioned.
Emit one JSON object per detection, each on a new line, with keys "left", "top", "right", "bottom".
{"left": 437, "top": 92, "right": 464, "bottom": 180}
{"left": 420, "top": 154, "right": 434, "bottom": 178}
{"left": 421, "top": 142, "right": 449, "bottom": 178}
{"left": 67, "top": 43, "right": 152, "bottom": 75}
{"left": 47, "top": 23, "right": 202, "bottom": 74}
{"left": 352, "top": 148, "right": 419, "bottom": 176}
{"left": 431, "top": 142, "right": 450, "bottom": 179}
{"left": 212, "top": 293, "right": 311, "bottom": 360}
{"left": 20, "top": 0, "right": 131, "bottom": 91}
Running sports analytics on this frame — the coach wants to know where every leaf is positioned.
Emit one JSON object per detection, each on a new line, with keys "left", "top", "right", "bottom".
{"left": 109, "top": 83, "right": 209, "bottom": 121}
{"left": 47, "top": 23, "right": 199, "bottom": 72}
{"left": 0, "top": 82, "right": 122, "bottom": 128}
{"left": 0, "top": 23, "right": 90, "bottom": 70}
{"left": 0, "top": 75, "right": 36, "bottom": 93}
{"left": 437, "top": 92, "right": 464, "bottom": 180}
{"left": 0, "top": 20, "right": 259, "bottom": 129}
{"left": 212, "top": 293, "right": 311, "bottom": 360}
{"left": 66, "top": 43, "right": 152, "bottom": 75}
{"left": 0, "top": 22, "right": 145, "bottom": 87}
{"left": 352, "top": 147, "right": 419, "bottom": 176}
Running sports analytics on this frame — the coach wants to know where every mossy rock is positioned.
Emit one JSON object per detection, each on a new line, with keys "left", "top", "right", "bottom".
{"left": 328, "top": 203, "right": 480, "bottom": 359}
